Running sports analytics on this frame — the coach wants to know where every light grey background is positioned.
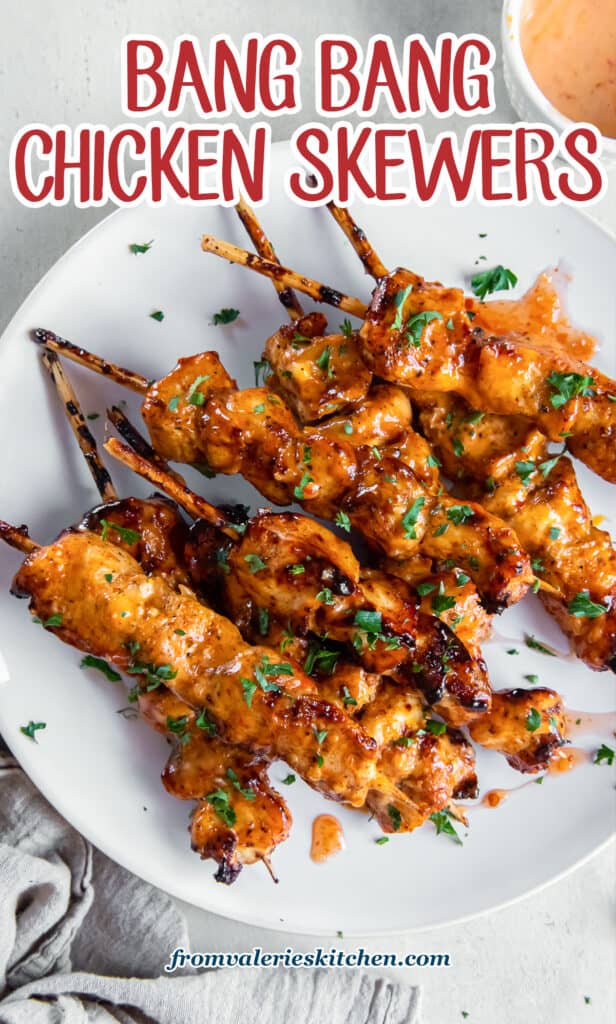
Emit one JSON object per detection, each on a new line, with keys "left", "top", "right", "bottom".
{"left": 1, "top": 3, "right": 614, "bottom": 1023}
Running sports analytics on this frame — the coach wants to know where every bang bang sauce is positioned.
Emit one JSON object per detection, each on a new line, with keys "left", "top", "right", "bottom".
{"left": 520, "top": 0, "right": 616, "bottom": 138}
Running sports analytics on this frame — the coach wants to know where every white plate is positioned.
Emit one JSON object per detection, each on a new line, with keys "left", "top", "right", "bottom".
{"left": 0, "top": 142, "right": 615, "bottom": 935}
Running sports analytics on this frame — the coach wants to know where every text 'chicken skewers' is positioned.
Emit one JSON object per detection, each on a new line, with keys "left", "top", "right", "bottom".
{"left": 200, "top": 230, "right": 616, "bottom": 486}
{"left": 32, "top": 329, "right": 534, "bottom": 613}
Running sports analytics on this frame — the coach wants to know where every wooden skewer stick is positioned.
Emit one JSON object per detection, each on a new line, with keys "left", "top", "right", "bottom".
{"left": 104, "top": 437, "right": 240, "bottom": 541}
{"left": 41, "top": 350, "right": 118, "bottom": 503}
{"left": 201, "top": 235, "right": 368, "bottom": 319}
{"left": 107, "top": 405, "right": 184, "bottom": 485}
{"left": 0, "top": 520, "right": 39, "bottom": 554}
{"left": 32, "top": 329, "right": 150, "bottom": 395}
{"left": 235, "top": 196, "right": 305, "bottom": 321}
{"left": 324, "top": 201, "right": 389, "bottom": 281}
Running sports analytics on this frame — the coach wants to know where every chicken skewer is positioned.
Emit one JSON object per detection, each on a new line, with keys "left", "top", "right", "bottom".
{"left": 104, "top": 417, "right": 566, "bottom": 772}
{"left": 316, "top": 201, "right": 616, "bottom": 673}
{"left": 12, "top": 357, "right": 481, "bottom": 840}
{"left": 38, "top": 349, "right": 292, "bottom": 883}
{"left": 32, "top": 329, "right": 534, "bottom": 613}
{"left": 200, "top": 234, "right": 616, "bottom": 485}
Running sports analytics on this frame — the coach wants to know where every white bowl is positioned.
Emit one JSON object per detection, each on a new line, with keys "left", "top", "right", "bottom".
{"left": 501, "top": 0, "right": 616, "bottom": 168}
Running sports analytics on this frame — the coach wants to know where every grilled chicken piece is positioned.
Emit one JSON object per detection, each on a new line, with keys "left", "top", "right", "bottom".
{"left": 12, "top": 530, "right": 385, "bottom": 807}
{"left": 416, "top": 392, "right": 616, "bottom": 671}
{"left": 359, "top": 268, "right": 616, "bottom": 483}
{"left": 263, "top": 311, "right": 372, "bottom": 421}
{"left": 140, "top": 353, "right": 533, "bottom": 611}
{"left": 359, "top": 682, "right": 477, "bottom": 831}
{"left": 188, "top": 510, "right": 492, "bottom": 725}
{"left": 139, "top": 688, "right": 291, "bottom": 883}
{"left": 380, "top": 562, "right": 493, "bottom": 660}
{"left": 469, "top": 688, "right": 565, "bottom": 772}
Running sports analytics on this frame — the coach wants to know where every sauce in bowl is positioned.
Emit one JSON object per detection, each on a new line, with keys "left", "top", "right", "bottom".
{"left": 520, "top": 0, "right": 616, "bottom": 138}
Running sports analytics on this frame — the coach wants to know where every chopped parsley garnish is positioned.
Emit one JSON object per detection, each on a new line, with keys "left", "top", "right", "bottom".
{"left": 316, "top": 588, "right": 334, "bottom": 605}
{"left": 104, "top": 573, "right": 113, "bottom": 583}
{"left": 391, "top": 285, "right": 413, "bottom": 330}
{"left": 217, "top": 547, "right": 230, "bottom": 575}
{"left": 212, "top": 307, "right": 240, "bottom": 326}
{"left": 340, "top": 318, "right": 354, "bottom": 337}
{"left": 404, "top": 311, "right": 443, "bottom": 348}
{"left": 335, "top": 510, "right": 351, "bottom": 533}
{"left": 205, "top": 788, "right": 236, "bottom": 827}
{"left": 515, "top": 461, "right": 536, "bottom": 486}
{"left": 20, "top": 720, "right": 46, "bottom": 742}
{"left": 446, "top": 504, "right": 474, "bottom": 525}
{"left": 281, "top": 773, "right": 296, "bottom": 785}
{"left": 174, "top": 628, "right": 186, "bottom": 636}
{"left": 546, "top": 371, "right": 595, "bottom": 408}
{"left": 253, "top": 358, "right": 270, "bottom": 386}
{"left": 353, "top": 609, "right": 383, "bottom": 634}
{"left": 100, "top": 519, "right": 142, "bottom": 545}
{"left": 166, "top": 714, "right": 191, "bottom": 744}
{"left": 226, "top": 767, "right": 256, "bottom": 800}
{"left": 289, "top": 563, "right": 305, "bottom": 576}
{"left": 343, "top": 421, "right": 353, "bottom": 435}
{"left": 425, "top": 718, "right": 447, "bottom": 735}
{"left": 195, "top": 709, "right": 217, "bottom": 735}
{"left": 402, "top": 497, "right": 425, "bottom": 540}
{"left": 471, "top": 264, "right": 518, "bottom": 301}
{"left": 257, "top": 606, "right": 269, "bottom": 636}
{"left": 375, "top": 836, "right": 389, "bottom": 845}
{"left": 549, "top": 527, "right": 561, "bottom": 540}
{"left": 312, "top": 726, "right": 328, "bottom": 745}
{"left": 240, "top": 675, "right": 258, "bottom": 706}
{"left": 387, "top": 804, "right": 402, "bottom": 831}
{"left": 392, "top": 736, "right": 415, "bottom": 747}
{"left": 149, "top": 310, "right": 164, "bottom": 322}
{"left": 446, "top": 318, "right": 454, "bottom": 330}
{"left": 431, "top": 581, "right": 456, "bottom": 617}
{"left": 87, "top": 412, "right": 100, "bottom": 420}
{"left": 427, "top": 454, "right": 441, "bottom": 468}
{"left": 341, "top": 685, "right": 357, "bottom": 707}
{"left": 567, "top": 592, "right": 607, "bottom": 618}
{"left": 455, "top": 572, "right": 470, "bottom": 587}
{"left": 429, "top": 808, "right": 462, "bottom": 844}
{"left": 316, "top": 345, "right": 334, "bottom": 378}
{"left": 525, "top": 634, "right": 557, "bottom": 656}
{"left": 417, "top": 582, "right": 436, "bottom": 596}
{"left": 168, "top": 395, "right": 181, "bottom": 411}
{"left": 244, "top": 553, "right": 267, "bottom": 574}
{"left": 525, "top": 708, "right": 542, "bottom": 732}
{"left": 452, "top": 437, "right": 464, "bottom": 457}
{"left": 594, "top": 743, "right": 614, "bottom": 766}
{"left": 465, "top": 411, "right": 484, "bottom": 425}
{"left": 253, "top": 403, "right": 265, "bottom": 415}
{"left": 524, "top": 674, "right": 539, "bottom": 684}
{"left": 507, "top": 648, "right": 519, "bottom": 655}
{"left": 294, "top": 471, "right": 313, "bottom": 500}
{"left": 127, "top": 660, "right": 177, "bottom": 690}
{"left": 433, "top": 523, "right": 448, "bottom": 537}
{"left": 80, "top": 655, "right": 121, "bottom": 682}
{"left": 538, "top": 451, "right": 564, "bottom": 478}
{"left": 129, "top": 239, "right": 153, "bottom": 255}
{"left": 33, "top": 613, "right": 63, "bottom": 629}
{"left": 304, "top": 639, "right": 340, "bottom": 676}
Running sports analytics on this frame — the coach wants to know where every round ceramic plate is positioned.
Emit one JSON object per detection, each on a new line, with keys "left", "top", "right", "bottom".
{"left": 0, "top": 142, "right": 614, "bottom": 935}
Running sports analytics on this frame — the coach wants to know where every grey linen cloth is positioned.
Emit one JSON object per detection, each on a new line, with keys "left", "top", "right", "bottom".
{"left": 0, "top": 750, "right": 421, "bottom": 1023}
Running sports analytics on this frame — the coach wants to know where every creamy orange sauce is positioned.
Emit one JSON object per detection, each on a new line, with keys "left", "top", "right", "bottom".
{"left": 547, "top": 746, "right": 591, "bottom": 773}
{"left": 520, "top": 0, "right": 616, "bottom": 138}
{"left": 482, "top": 788, "right": 511, "bottom": 808}
{"left": 310, "top": 814, "right": 345, "bottom": 862}
{"left": 470, "top": 271, "right": 597, "bottom": 360}
{"left": 565, "top": 709, "right": 616, "bottom": 738}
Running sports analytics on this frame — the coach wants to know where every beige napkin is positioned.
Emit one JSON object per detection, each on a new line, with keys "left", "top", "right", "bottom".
{"left": 0, "top": 749, "right": 421, "bottom": 1023}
